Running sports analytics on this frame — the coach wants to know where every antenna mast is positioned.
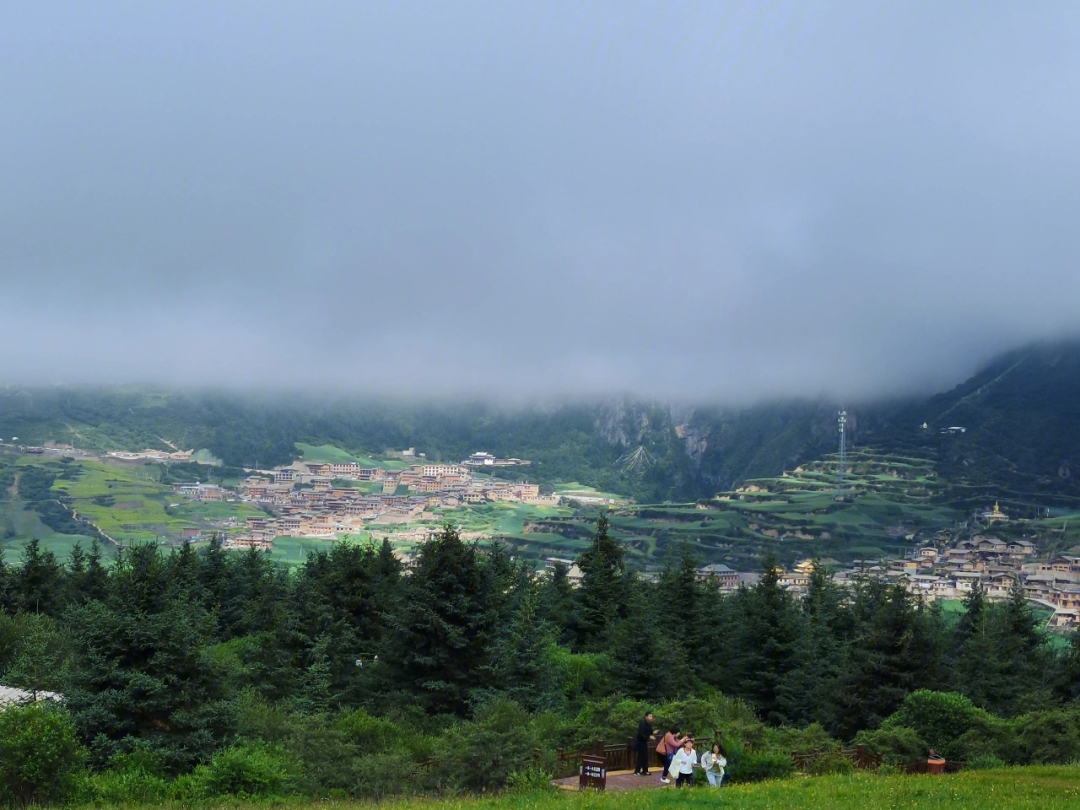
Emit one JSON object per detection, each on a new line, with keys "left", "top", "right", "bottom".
{"left": 837, "top": 410, "right": 847, "bottom": 497}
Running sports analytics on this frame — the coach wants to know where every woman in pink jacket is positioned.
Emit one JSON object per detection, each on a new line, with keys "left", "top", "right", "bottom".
{"left": 656, "top": 724, "right": 684, "bottom": 783}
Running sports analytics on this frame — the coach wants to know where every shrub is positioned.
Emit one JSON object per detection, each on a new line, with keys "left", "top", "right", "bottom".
{"left": 806, "top": 751, "right": 855, "bottom": 776}
{"left": 336, "top": 708, "right": 431, "bottom": 758}
{"left": 728, "top": 749, "right": 794, "bottom": 783}
{"left": 86, "top": 748, "right": 170, "bottom": 805}
{"left": 569, "top": 697, "right": 650, "bottom": 749}
{"left": 542, "top": 646, "right": 612, "bottom": 708}
{"left": 658, "top": 694, "right": 763, "bottom": 747}
{"left": 171, "top": 741, "right": 297, "bottom": 800}
{"left": 285, "top": 717, "right": 358, "bottom": 794}
{"left": 231, "top": 690, "right": 297, "bottom": 742}
{"left": 768, "top": 722, "right": 840, "bottom": 755}
{"left": 347, "top": 753, "right": 417, "bottom": 799}
{"left": 881, "top": 690, "right": 987, "bottom": 760}
{"left": 435, "top": 700, "right": 538, "bottom": 793}
{"left": 966, "top": 755, "right": 1007, "bottom": 770}
{"left": 0, "top": 703, "right": 87, "bottom": 808}
{"left": 951, "top": 712, "right": 1016, "bottom": 763}
{"left": 506, "top": 766, "right": 556, "bottom": 794}
{"left": 87, "top": 769, "right": 169, "bottom": 805}
{"left": 854, "top": 725, "right": 926, "bottom": 767}
{"left": 1011, "top": 709, "right": 1080, "bottom": 765}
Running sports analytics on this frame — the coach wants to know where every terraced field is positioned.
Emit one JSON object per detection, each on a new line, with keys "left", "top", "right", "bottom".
{"left": 527, "top": 450, "right": 962, "bottom": 570}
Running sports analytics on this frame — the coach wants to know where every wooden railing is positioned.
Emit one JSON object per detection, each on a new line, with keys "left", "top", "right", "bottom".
{"left": 554, "top": 739, "right": 659, "bottom": 779}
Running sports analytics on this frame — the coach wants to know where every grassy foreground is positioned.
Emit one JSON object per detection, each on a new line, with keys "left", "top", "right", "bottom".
{"left": 87, "top": 768, "right": 1080, "bottom": 810}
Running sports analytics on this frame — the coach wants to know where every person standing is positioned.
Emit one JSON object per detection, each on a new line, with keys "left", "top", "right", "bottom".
{"left": 656, "top": 724, "right": 684, "bottom": 784}
{"left": 671, "top": 737, "right": 698, "bottom": 788}
{"left": 701, "top": 742, "right": 727, "bottom": 788}
{"left": 633, "top": 712, "right": 655, "bottom": 776}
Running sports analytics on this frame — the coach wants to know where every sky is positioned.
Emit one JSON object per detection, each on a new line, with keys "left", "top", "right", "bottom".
{"left": 1, "top": 1, "right": 1078, "bottom": 402}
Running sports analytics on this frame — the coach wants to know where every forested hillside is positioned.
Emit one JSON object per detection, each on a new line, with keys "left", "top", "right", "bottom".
{"left": 870, "top": 339, "right": 1080, "bottom": 507}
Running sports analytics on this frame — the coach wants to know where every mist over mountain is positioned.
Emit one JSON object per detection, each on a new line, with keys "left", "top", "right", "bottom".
{"left": 3, "top": 339, "right": 1078, "bottom": 504}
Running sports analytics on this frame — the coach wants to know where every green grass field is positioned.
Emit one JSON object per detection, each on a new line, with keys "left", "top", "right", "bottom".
{"left": 96, "top": 767, "right": 1080, "bottom": 810}
{"left": 555, "top": 482, "right": 627, "bottom": 501}
{"left": 553, "top": 768, "right": 1079, "bottom": 809}
{"left": 295, "top": 443, "right": 410, "bottom": 470}
{"left": 268, "top": 534, "right": 374, "bottom": 566}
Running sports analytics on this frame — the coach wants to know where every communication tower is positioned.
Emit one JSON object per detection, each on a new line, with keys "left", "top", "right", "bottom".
{"left": 837, "top": 410, "right": 847, "bottom": 496}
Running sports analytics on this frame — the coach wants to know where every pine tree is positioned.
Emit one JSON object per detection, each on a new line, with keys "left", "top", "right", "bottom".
{"left": 575, "top": 514, "right": 630, "bottom": 650}
{"left": 610, "top": 586, "right": 698, "bottom": 700}
{"left": 481, "top": 581, "right": 563, "bottom": 710}
{"left": 1051, "top": 631, "right": 1080, "bottom": 703}
{"left": 956, "top": 583, "right": 1051, "bottom": 715}
{"left": 64, "top": 544, "right": 230, "bottom": 771}
{"left": 386, "top": 524, "right": 500, "bottom": 715}
{"left": 537, "top": 561, "right": 577, "bottom": 645}
{"left": 0, "top": 549, "right": 15, "bottom": 615}
{"left": 16, "top": 539, "right": 65, "bottom": 615}
{"left": 1, "top": 613, "right": 70, "bottom": 698}
{"left": 82, "top": 538, "right": 109, "bottom": 602}
{"left": 656, "top": 542, "right": 707, "bottom": 651}
{"left": 832, "top": 582, "right": 947, "bottom": 737}
{"left": 722, "top": 551, "right": 805, "bottom": 724}
{"left": 777, "top": 560, "right": 849, "bottom": 727}
{"left": 198, "top": 533, "right": 230, "bottom": 613}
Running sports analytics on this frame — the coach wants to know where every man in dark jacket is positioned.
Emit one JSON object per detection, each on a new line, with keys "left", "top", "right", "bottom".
{"left": 634, "top": 712, "right": 655, "bottom": 775}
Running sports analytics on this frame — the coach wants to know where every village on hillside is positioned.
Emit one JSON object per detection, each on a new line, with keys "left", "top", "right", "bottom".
{"left": 174, "top": 452, "right": 554, "bottom": 550}
{"left": 719, "top": 502, "right": 1080, "bottom": 632}
{"left": 156, "top": 449, "right": 1080, "bottom": 632}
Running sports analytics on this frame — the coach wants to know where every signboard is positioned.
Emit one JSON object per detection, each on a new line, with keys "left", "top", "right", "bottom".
{"left": 579, "top": 755, "right": 606, "bottom": 791}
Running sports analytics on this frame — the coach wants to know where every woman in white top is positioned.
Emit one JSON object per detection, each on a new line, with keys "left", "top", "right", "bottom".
{"left": 701, "top": 742, "right": 727, "bottom": 787}
{"left": 670, "top": 737, "right": 698, "bottom": 787}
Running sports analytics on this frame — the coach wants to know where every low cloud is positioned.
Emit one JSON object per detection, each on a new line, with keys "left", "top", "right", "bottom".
{"left": 2, "top": 2, "right": 1078, "bottom": 401}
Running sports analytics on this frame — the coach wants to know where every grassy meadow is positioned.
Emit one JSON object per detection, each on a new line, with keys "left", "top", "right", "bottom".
{"left": 84, "top": 767, "right": 1080, "bottom": 810}
{"left": 568, "top": 768, "right": 1079, "bottom": 810}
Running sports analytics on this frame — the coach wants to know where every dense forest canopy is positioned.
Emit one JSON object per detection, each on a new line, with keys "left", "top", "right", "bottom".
{"left": 3, "top": 521, "right": 1080, "bottom": 804}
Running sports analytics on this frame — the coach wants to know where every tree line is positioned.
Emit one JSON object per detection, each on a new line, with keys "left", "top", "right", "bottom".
{"left": 2, "top": 518, "right": 1080, "bottom": 804}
